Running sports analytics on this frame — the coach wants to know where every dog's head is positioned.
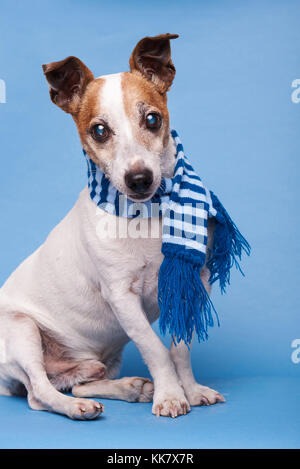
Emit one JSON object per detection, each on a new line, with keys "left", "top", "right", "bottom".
{"left": 43, "top": 34, "right": 178, "bottom": 201}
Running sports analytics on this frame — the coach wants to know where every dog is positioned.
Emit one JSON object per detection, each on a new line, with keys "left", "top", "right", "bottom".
{"left": 0, "top": 34, "right": 225, "bottom": 420}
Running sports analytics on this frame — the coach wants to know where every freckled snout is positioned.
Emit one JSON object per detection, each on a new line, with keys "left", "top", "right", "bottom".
{"left": 125, "top": 169, "right": 154, "bottom": 197}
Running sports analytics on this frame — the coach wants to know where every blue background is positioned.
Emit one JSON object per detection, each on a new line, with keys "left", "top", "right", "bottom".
{"left": 0, "top": 0, "right": 299, "bottom": 449}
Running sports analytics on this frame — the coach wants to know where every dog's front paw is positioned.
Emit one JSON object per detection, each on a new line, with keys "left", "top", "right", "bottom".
{"left": 152, "top": 392, "right": 190, "bottom": 418}
{"left": 185, "top": 384, "right": 226, "bottom": 407}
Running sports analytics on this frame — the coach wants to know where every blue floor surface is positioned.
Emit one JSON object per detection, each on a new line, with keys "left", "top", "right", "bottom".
{"left": 0, "top": 377, "right": 299, "bottom": 449}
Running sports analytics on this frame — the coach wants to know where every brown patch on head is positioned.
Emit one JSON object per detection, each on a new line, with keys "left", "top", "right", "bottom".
{"left": 124, "top": 32, "right": 179, "bottom": 152}
{"left": 75, "top": 78, "right": 105, "bottom": 135}
{"left": 74, "top": 77, "right": 109, "bottom": 163}
{"left": 42, "top": 57, "right": 112, "bottom": 168}
{"left": 121, "top": 71, "right": 170, "bottom": 149}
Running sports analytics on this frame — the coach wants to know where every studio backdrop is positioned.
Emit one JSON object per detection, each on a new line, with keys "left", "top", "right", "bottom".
{"left": 0, "top": 0, "right": 299, "bottom": 449}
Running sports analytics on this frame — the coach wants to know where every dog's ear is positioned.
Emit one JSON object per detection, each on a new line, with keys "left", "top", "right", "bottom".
{"left": 129, "top": 33, "right": 178, "bottom": 94}
{"left": 42, "top": 56, "right": 94, "bottom": 114}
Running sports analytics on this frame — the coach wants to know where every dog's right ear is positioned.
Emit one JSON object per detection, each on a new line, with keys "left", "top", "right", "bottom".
{"left": 42, "top": 56, "right": 94, "bottom": 114}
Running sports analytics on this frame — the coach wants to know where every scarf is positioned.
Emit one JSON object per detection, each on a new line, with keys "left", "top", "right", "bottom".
{"left": 84, "top": 130, "right": 250, "bottom": 345}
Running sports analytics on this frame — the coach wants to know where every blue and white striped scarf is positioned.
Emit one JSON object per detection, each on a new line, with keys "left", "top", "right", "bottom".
{"left": 84, "top": 130, "right": 250, "bottom": 345}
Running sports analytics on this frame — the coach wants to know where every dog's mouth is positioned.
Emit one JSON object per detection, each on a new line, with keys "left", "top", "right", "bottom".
{"left": 127, "top": 191, "right": 155, "bottom": 203}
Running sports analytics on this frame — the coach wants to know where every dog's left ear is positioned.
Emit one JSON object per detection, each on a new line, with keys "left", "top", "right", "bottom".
{"left": 42, "top": 56, "right": 94, "bottom": 114}
{"left": 129, "top": 33, "right": 179, "bottom": 94}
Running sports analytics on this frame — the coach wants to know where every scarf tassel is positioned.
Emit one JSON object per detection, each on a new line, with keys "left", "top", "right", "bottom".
{"left": 207, "top": 192, "right": 251, "bottom": 293}
{"left": 158, "top": 247, "right": 219, "bottom": 346}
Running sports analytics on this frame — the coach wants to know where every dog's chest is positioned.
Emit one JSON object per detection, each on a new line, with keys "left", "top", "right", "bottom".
{"left": 90, "top": 208, "right": 163, "bottom": 296}
{"left": 125, "top": 233, "right": 163, "bottom": 324}
{"left": 130, "top": 241, "right": 162, "bottom": 298}
{"left": 114, "top": 216, "right": 163, "bottom": 298}
{"left": 79, "top": 194, "right": 164, "bottom": 329}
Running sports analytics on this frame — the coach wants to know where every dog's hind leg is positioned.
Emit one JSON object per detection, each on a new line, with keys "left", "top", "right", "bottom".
{"left": 46, "top": 359, "right": 107, "bottom": 392}
{"left": 40, "top": 330, "right": 107, "bottom": 392}
{"left": 2, "top": 313, "right": 103, "bottom": 419}
{"left": 73, "top": 377, "right": 154, "bottom": 403}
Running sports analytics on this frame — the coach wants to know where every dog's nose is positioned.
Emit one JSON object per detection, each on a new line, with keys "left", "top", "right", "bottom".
{"left": 125, "top": 169, "right": 154, "bottom": 194}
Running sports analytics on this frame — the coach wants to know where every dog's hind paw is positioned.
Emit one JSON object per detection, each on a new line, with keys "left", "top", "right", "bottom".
{"left": 67, "top": 398, "right": 104, "bottom": 420}
{"left": 136, "top": 378, "right": 154, "bottom": 402}
{"left": 123, "top": 377, "right": 154, "bottom": 402}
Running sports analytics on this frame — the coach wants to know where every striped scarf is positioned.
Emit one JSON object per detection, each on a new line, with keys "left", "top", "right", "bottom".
{"left": 84, "top": 130, "right": 250, "bottom": 345}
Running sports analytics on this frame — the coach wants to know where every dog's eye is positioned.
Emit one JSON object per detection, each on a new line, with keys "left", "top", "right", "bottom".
{"left": 91, "top": 124, "right": 110, "bottom": 142}
{"left": 145, "top": 113, "right": 161, "bottom": 130}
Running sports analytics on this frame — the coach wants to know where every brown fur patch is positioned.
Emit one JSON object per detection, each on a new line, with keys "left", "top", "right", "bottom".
{"left": 121, "top": 71, "right": 170, "bottom": 150}
{"left": 74, "top": 77, "right": 106, "bottom": 163}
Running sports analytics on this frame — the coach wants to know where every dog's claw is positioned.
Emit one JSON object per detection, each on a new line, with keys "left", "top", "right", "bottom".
{"left": 155, "top": 405, "right": 162, "bottom": 417}
{"left": 216, "top": 394, "right": 226, "bottom": 403}
{"left": 153, "top": 398, "right": 190, "bottom": 418}
{"left": 182, "top": 403, "right": 188, "bottom": 415}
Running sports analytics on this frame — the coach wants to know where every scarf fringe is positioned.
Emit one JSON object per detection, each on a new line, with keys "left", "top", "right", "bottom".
{"left": 158, "top": 248, "right": 219, "bottom": 346}
{"left": 207, "top": 192, "right": 251, "bottom": 293}
{"left": 85, "top": 131, "right": 250, "bottom": 346}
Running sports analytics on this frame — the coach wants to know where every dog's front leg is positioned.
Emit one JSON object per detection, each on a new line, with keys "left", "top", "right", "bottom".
{"left": 107, "top": 291, "right": 190, "bottom": 418}
{"left": 169, "top": 230, "right": 225, "bottom": 408}
{"left": 170, "top": 340, "right": 226, "bottom": 406}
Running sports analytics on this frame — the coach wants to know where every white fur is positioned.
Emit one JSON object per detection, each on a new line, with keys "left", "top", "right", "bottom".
{"left": 100, "top": 73, "right": 133, "bottom": 142}
{"left": 0, "top": 74, "right": 224, "bottom": 419}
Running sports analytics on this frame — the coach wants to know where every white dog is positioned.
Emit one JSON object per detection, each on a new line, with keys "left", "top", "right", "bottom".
{"left": 0, "top": 34, "right": 225, "bottom": 420}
